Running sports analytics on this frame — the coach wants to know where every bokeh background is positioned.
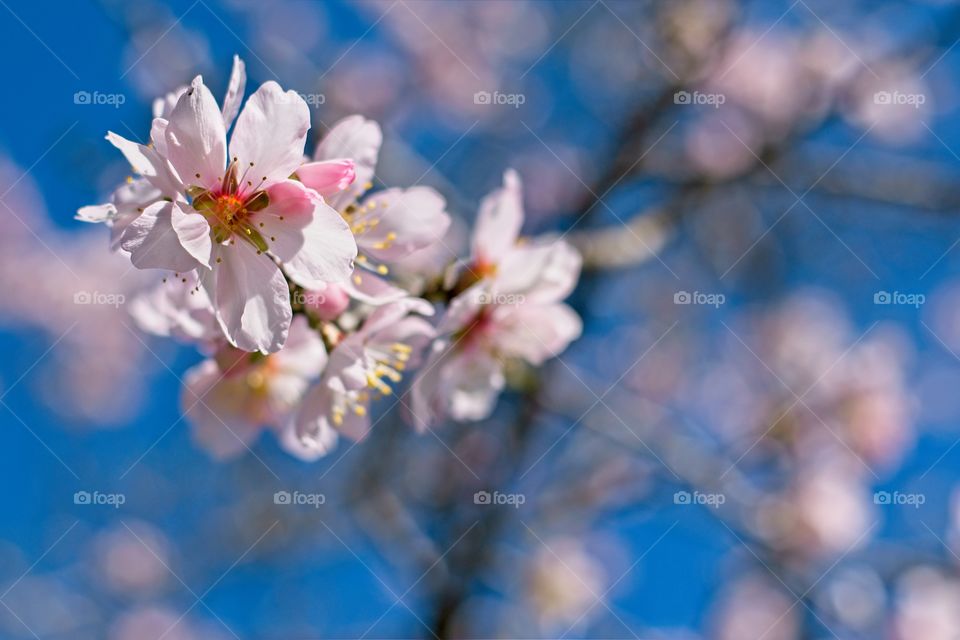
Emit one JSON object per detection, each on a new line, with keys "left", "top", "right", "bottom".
{"left": 2, "top": 0, "right": 960, "bottom": 638}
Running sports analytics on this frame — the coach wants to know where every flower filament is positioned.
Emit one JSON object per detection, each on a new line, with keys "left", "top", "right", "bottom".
{"left": 188, "top": 160, "right": 271, "bottom": 252}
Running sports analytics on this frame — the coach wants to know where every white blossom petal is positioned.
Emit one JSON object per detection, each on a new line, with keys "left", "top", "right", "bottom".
{"left": 182, "top": 360, "right": 262, "bottom": 460}
{"left": 120, "top": 201, "right": 205, "bottom": 272}
{"left": 494, "top": 239, "right": 582, "bottom": 304}
{"left": 471, "top": 169, "right": 523, "bottom": 264}
{"left": 170, "top": 202, "right": 212, "bottom": 268}
{"left": 221, "top": 55, "right": 247, "bottom": 131}
{"left": 491, "top": 302, "right": 582, "bottom": 365}
{"left": 210, "top": 240, "right": 292, "bottom": 354}
{"left": 229, "top": 81, "right": 309, "bottom": 185}
{"left": 356, "top": 186, "right": 450, "bottom": 262}
{"left": 105, "top": 131, "right": 180, "bottom": 195}
{"left": 342, "top": 268, "right": 409, "bottom": 305}
{"left": 163, "top": 76, "right": 227, "bottom": 189}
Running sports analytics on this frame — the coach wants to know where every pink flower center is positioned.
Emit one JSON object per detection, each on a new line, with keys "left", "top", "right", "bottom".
{"left": 188, "top": 162, "right": 271, "bottom": 251}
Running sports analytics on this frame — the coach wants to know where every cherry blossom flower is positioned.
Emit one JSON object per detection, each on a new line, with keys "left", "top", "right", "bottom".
{"left": 410, "top": 170, "right": 582, "bottom": 428}
{"left": 298, "top": 115, "right": 452, "bottom": 304}
{"left": 181, "top": 315, "right": 326, "bottom": 459}
{"left": 295, "top": 298, "right": 434, "bottom": 450}
{"left": 77, "top": 57, "right": 248, "bottom": 254}
{"left": 91, "top": 64, "right": 357, "bottom": 353}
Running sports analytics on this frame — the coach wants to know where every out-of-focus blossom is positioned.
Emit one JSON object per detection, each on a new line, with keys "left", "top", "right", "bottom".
{"left": 91, "top": 521, "right": 172, "bottom": 596}
{"left": 891, "top": 567, "right": 960, "bottom": 640}
{"left": 412, "top": 171, "right": 581, "bottom": 427}
{"left": 129, "top": 270, "right": 219, "bottom": 349}
{"left": 0, "top": 574, "right": 99, "bottom": 638}
{"left": 756, "top": 457, "right": 875, "bottom": 559}
{"left": 711, "top": 573, "right": 799, "bottom": 640}
{"left": 698, "top": 291, "right": 914, "bottom": 470}
{"left": 357, "top": 0, "right": 549, "bottom": 120}
{"left": 0, "top": 157, "right": 157, "bottom": 424}
{"left": 846, "top": 61, "right": 932, "bottom": 143}
{"left": 524, "top": 537, "right": 605, "bottom": 631}
{"left": 109, "top": 605, "right": 228, "bottom": 640}
{"left": 822, "top": 566, "right": 885, "bottom": 631}
{"left": 182, "top": 315, "right": 326, "bottom": 459}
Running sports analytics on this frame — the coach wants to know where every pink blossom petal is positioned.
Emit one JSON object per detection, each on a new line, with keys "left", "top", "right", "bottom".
{"left": 296, "top": 159, "right": 356, "bottom": 198}
{"left": 313, "top": 115, "right": 382, "bottom": 209}
{"left": 255, "top": 180, "right": 357, "bottom": 289}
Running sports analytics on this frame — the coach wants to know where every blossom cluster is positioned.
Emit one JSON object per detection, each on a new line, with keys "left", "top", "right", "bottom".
{"left": 79, "top": 56, "right": 582, "bottom": 460}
